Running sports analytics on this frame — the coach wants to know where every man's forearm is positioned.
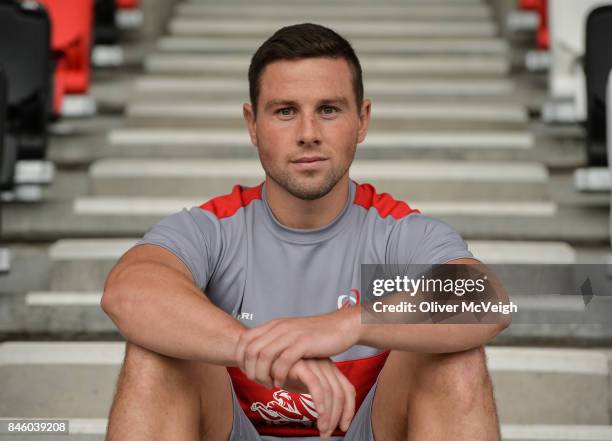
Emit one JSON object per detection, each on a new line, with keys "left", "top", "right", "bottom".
{"left": 353, "top": 260, "right": 511, "bottom": 353}
{"left": 102, "top": 260, "right": 245, "bottom": 366}
{"left": 345, "top": 305, "right": 508, "bottom": 353}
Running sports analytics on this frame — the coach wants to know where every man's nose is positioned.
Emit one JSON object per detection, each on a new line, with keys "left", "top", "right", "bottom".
{"left": 297, "top": 113, "right": 322, "bottom": 147}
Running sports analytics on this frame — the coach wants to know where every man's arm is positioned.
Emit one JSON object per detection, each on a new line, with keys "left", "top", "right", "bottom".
{"left": 236, "top": 258, "right": 511, "bottom": 386}
{"left": 101, "top": 244, "right": 245, "bottom": 366}
{"left": 353, "top": 257, "right": 511, "bottom": 353}
{"left": 101, "top": 243, "right": 356, "bottom": 438}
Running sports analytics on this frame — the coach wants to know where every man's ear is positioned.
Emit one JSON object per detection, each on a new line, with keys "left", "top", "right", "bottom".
{"left": 357, "top": 98, "right": 371, "bottom": 144}
{"left": 243, "top": 102, "right": 258, "bottom": 147}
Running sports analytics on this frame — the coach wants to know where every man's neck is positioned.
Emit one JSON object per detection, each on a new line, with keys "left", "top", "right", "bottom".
{"left": 265, "top": 175, "right": 350, "bottom": 230}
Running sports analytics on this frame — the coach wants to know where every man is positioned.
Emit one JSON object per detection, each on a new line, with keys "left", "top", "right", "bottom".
{"left": 101, "top": 23, "right": 510, "bottom": 441}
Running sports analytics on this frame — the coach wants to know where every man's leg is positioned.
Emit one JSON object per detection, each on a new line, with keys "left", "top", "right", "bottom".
{"left": 371, "top": 347, "right": 500, "bottom": 441}
{"left": 105, "top": 342, "right": 234, "bottom": 441}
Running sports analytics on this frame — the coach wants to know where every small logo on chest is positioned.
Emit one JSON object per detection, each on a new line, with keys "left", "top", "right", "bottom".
{"left": 337, "top": 288, "right": 360, "bottom": 309}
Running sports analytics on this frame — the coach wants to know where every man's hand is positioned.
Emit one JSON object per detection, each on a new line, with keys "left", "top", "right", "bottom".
{"left": 281, "top": 358, "right": 356, "bottom": 438}
{"left": 235, "top": 307, "right": 360, "bottom": 389}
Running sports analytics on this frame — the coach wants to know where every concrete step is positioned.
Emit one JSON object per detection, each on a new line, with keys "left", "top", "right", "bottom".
{"left": 108, "top": 128, "right": 534, "bottom": 148}
{"left": 9, "top": 241, "right": 612, "bottom": 343}
{"left": 167, "top": 19, "right": 497, "bottom": 38}
{"left": 20, "top": 292, "right": 111, "bottom": 335}
{"left": 0, "top": 247, "right": 51, "bottom": 298}
{"left": 157, "top": 36, "right": 508, "bottom": 55}
{"left": 71, "top": 197, "right": 558, "bottom": 218}
{"left": 574, "top": 168, "right": 611, "bottom": 193}
{"left": 2, "top": 242, "right": 603, "bottom": 294}
{"left": 173, "top": 4, "right": 494, "bottom": 21}
{"left": 125, "top": 101, "right": 528, "bottom": 129}
{"left": 144, "top": 54, "right": 509, "bottom": 77}
{"left": 2, "top": 199, "right": 607, "bottom": 243}
{"left": 550, "top": 172, "right": 611, "bottom": 208}
{"left": 88, "top": 158, "right": 549, "bottom": 200}
{"left": 108, "top": 128, "right": 534, "bottom": 155}
{"left": 6, "top": 222, "right": 612, "bottom": 342}
{"left": 185, "top": 0, "right": 486, "bottom": 3}
{"left": 45, "top": 238, "right": 575, "bottom": 292}
{"left": 132, "top": 77, "right": 517, "bottom": 101}
{"left": 0, "top": 342, "right": 609, "bottom": 426}
{"left": 502, "top": 425, "right": 612, "bottom": 441}
{"left": 23, "top": 287, "right": 612, "bottom": 337}
{"left": 46, "top": 126, "right": 584, "bottom": 168}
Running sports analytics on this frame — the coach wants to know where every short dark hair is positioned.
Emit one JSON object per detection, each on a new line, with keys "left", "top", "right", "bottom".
{"left": 248, "top": 23, "right": 363, "bottom": 116}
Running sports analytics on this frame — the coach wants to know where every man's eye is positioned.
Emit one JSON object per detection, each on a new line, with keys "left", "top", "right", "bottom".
{"left": 321, "top": 106, "right": 338, "bottom": 115}
{"left": 277, "top": 107, "right": 294, "bottom": 116}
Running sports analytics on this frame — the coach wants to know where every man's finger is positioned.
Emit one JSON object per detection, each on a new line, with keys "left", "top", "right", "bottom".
{"left": 236, "top": 319, "right": 281, "bottom": 368}
{"left": 319, "top": 361, "right": 344, "bottom": 438}
{"left": 294, "top": 362, "right": 326, "bottom": 418}
{"left": 308, "top": 361, "right": 333, "bottom": 438}
{"left": 335, "top": 367, "right": 356, "bottom": 432}
{"left": 243, "top": 323, "right": 293, "bottom": 382}
{"left": 270, "top": 340, "right": 307, "bottom": 387}
{"left": 253, "top": 334, "right": 297, "bottom": 388}
{"left": 243, "top": 333, "right": 278, "bottom": 383}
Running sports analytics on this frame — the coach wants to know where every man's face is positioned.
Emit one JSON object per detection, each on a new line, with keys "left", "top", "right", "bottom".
{"left": 244, "top": 57, "right": 371, "bottom": 200}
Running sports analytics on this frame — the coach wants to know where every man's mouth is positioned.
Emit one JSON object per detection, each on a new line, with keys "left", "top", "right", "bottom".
{"left": 292, "top": 156, "right": 327, "bottom": 164}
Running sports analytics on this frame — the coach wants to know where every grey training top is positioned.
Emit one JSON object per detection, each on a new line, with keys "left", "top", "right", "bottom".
{"left": 135, "top": 180, "right": 474, "bottom": 437}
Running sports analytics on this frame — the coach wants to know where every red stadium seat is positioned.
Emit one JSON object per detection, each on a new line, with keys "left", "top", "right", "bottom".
{"left": 114, "top": 0, "right": 141, "bottom": 31}
{"left": 519, "top": 0, "right": 549, "bottom": 49}
{"left": 38, "top": 0, "right": 93, "bottom": 115}
{"left": 116, "top": 0, "right": 138, "bottom": 9}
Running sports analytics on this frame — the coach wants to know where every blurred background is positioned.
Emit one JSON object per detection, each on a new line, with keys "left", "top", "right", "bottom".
{"left": 1, "top": 0, "right": 612, "bottom": 439}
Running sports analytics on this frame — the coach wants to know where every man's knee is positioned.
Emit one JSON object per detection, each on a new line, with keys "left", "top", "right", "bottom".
{"left": 419, "top": 347, "right": 493, "bottom": 410}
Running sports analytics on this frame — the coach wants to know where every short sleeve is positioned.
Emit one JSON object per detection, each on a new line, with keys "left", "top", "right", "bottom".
{"left": 387, "top": 214, "right": 474, "bottom": 265}
{"left": 133, "top": 207, "right": 220, "bottom": 291}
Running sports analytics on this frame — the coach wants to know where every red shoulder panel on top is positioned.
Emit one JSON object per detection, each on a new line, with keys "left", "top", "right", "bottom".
{"left": 200, "top": 184, "right": 263, "bottom": 219}
{"left": 353, "top": 182, "right": 420, "bottom": 219}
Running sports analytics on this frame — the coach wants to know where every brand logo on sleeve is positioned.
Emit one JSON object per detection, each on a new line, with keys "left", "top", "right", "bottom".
{"left": 337, "top": 288, "right": 360, "bottom": 309}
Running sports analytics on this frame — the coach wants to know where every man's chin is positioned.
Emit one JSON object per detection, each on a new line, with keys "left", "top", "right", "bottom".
{"left": 284, "top": 178, "right": 340, "bottom": 201}
{"left": 265, "top": 166, "right": 347, "bottom": 201}
{"left": 290, "top": 190, "right": 329, "bottom": 201}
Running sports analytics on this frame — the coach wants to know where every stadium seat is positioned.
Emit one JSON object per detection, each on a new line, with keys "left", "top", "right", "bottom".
{"left": 0, "top": 68, "right": 16, "bottom": 192}
{"left": 573, "top": 5, "right": 612, "bottom": 191}
{"left": 544, "top": 0, "right": 612, "bottom": 123}
{"left": 0, "top": 0, "right": 51, "bottom": 160}
{"left": 115, "top": 0, "right": 142, "bottom": 30}
{"left": 507, "top": 0, "right": 550, "bottom": 73}
{"left": 92, "top": 0, "right": 124, "bottom": 67}
{"left": 1, "top": 67, "right": 13, "bottom": 273}
{"left": 38, "top": 0, "right": 95, "bottom": 117}
{"left": 116, "top": 0, "right": 137, "bottom": 8}
{"left": 520, "top": 0, "right": 549, "bottom": 49}
{"left": 585, "top": 5, "right": 612, "bottom": 166}
{"left": 609, "top": 69, "right": 612, "bottom": 249}
{"left": 574, "top": 5, "right": 612, "bottom": 191}
{"left": 95, "top": 0, "right": 119, "bottom": 45}
{"left": 0, "top": 0, "right": 55, "bottom": 202}
{"left": 507, "top": 0, "right": 540, "bottom": 34}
